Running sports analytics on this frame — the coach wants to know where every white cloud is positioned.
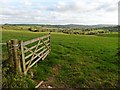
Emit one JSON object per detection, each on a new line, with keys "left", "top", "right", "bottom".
{"left": 0, "top": 0, "right": 119, "bottom": 24}
{"left": 20, "top": 0, "right": 33, "bottom": 6}
{"left": 0, "top": 0, "right": 13, "bottom": 4}
{"left": 52, "top": 0, "right": 118, "bottom": 12}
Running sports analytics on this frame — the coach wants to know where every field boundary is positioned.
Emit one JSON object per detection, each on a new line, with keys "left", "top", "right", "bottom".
{"left": 6, "top": 33, "right": 51, "bottom": 75}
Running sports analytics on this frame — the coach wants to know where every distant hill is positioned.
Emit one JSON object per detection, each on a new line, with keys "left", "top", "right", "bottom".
{"left": 1, "top": 23, "right": 118, "bottom": 32}
{"left": 43, "top": 24, "right": 117, "bottom": 30}
{"left": 2, "top": 23, "right": 117, "bottom": 30}
{"left": 2, "top": 23, "right": 116, "bottom": 27}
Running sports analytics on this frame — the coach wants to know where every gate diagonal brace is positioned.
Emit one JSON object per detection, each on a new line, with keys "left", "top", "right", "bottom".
{"left": 24, "top": 46, "right": 41, "bottom": 60}
{"left": 41, "top": 39, "right": 50, "bottom": 51}
{"left": 25, "top": 40, "right": 41, "bottom": 73}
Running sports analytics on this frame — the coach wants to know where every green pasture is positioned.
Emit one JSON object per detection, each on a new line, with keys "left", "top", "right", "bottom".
{"left": 2, "top": 30, "right": 119, "bottom": 88}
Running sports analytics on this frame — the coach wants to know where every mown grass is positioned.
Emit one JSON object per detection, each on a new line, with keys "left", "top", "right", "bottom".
{"left": 2, "top": 30, "right": 119, "bottom": 88}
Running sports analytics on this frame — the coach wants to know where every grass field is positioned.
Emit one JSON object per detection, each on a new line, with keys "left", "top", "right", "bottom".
{"left": 2, "top": 30, "right": 119, "bottom": 88}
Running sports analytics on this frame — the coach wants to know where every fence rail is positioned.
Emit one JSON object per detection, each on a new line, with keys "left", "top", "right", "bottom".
{"left": 0, "top": 43, "right": 6, "bottom": 45}
{"left": 6, "top": 33, "right": 51, "bottom": 75}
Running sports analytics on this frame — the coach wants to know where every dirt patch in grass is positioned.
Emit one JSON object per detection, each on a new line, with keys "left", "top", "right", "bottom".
{"left": 40, "top": 64, "right": 61, "bottom": 88}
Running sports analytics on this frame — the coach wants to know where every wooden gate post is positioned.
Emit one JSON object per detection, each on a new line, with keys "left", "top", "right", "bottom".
{"left": 11, "top": 39, "right": 21, "bottom": 73}
{"left": 49, "top": 33, "right": 51, "bottom": 52}
{"left": 20, "top": 40, "right": 26, "bottom": 75}
{"left": 7, "top": 40, "right": 14, "bottom": 67}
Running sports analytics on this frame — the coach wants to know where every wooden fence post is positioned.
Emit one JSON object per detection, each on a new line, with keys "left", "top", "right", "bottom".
{"left": 49, "top": 33, "right": 51, "bottom": 52}
{"left": 7, "top": 40, "right": 14, "bottom": 67}
{"left": 11, "top": 39, "right": 21, "bottom": 73}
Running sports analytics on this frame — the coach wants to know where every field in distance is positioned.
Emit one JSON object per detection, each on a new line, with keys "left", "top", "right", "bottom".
{"left": 1, "top": 27, "right": 119, "bottom": 88}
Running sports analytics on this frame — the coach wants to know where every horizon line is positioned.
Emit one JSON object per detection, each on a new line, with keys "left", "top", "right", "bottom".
{"left": 0, "top": 23, "right": 117, "bottom": 26}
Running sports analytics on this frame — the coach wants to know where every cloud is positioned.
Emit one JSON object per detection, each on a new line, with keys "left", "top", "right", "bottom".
{"left": 0, "top": 0, "right": 118, "bottom": 24}
{"left": 49, "top": 0, "right": 118, "bottom": 13}
{"left": 24, "top": 0, "right": 32, "bottom": 6}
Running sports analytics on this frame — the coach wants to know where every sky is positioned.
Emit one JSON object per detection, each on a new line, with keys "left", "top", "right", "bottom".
{"left": 0, "top": 0, "right": 119, "bottom": 25}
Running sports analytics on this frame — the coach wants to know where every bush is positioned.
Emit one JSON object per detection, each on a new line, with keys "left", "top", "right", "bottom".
{"left": 2, "top": 65, "right": 35, "bottom": 88}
